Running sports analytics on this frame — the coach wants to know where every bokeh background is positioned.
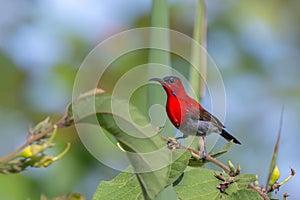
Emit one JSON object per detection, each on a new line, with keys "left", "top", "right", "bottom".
{"left": 1, "top": 0, "right": 300, "bottom": 199}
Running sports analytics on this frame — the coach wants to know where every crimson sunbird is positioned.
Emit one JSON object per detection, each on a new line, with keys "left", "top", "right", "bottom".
{"left": 150, "top": 76, "right": 240, "bottom": 158}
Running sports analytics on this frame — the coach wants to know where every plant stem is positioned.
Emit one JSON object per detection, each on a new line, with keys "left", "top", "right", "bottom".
{"left": 189, "top": 0, "right": 207, "bottom": 101}
{"left": 248, "top": 184, "right": 270, "bottom": 200}
{"left": 149, "top": 0, "right": 170, "bottom": 67}
{"left": 160, "top": 136, "right": 230, "bottom": 173}
{"left": 148, "top": 0, "right": 170, "bottom": 96}
{"left": 148, "top": 0, "right": 173, "bottom": 137}
{"left": 0, "top": 119, "right": 67, "bottom": 164}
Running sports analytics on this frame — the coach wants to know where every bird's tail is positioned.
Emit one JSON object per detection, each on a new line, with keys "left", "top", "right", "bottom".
{"left": 220, "top": 129, "right": 241, "bottom": 144}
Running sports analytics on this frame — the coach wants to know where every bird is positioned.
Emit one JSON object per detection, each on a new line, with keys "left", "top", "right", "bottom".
{"left": 149, "top": 76, "right": 240, "bottom": 158}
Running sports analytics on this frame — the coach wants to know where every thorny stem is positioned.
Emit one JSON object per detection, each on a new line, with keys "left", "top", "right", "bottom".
{"left": 160, "top": 136, "right": 231, "bottom": 173}
{"left": 0, "top": 120, "right": 66, "bottom": 164}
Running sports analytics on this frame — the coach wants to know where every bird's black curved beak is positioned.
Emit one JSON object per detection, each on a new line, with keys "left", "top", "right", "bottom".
{"left": 149, "top": 78, "right": 163, "bottom": 83}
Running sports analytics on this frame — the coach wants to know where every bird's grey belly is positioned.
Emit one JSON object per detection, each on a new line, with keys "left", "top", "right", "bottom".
{"left": 179, "top": 118, "right": 220, "bottom": 136}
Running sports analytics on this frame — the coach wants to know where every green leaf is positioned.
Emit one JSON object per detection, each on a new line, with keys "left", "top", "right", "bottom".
{"left": 154, "top": 186, "right": 178, "bottom": 200}
{"left": 227, "top": 189, "right": 263, "bottom": 200}
{"left": 210, "top": 140, "right": 233, "bottom": 158}
{"left": 174, "top": 168, "right": 257, "bottom": 200}
{"left": 65, "top": 90, "right": 191, "bottom": 199}
{"left": 166, "top": 149, "right": 191, "bottom": 185}
{"left": 92, "top": 172, "right": 143, "bottom": 200}
{"left": 31, "top": 117, "right": 52, "bottom": 134}
{"left": 93, "top": 149, "right": 190, "bottom": 200}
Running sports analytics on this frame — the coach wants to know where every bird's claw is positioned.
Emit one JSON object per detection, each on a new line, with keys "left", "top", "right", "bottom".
{"left": 199, "top": 151, "right": 207, "bottom": 161}
{"left": 198, "top": 136, "right": 207, "bottom": 160}
{"left": 154, "top": 125, "right": 165, "bottom": 132}
{"left": 166, "top": 138, "right": 180, "bottom": 150}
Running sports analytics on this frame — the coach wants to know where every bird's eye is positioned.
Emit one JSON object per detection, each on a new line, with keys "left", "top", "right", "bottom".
{"left": 169, "top": 78, "right": 175, "bottom": 84}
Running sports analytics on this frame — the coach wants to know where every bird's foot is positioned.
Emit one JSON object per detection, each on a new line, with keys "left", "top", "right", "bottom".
{"left": 166, "top": 137, "right": 180, "bottom": 150}
{"left": 154, "top": 125, "right": 165, "bottom": 132}
{"left": 198, "top": 136, "right": 207, "bottom": 160}
{"left": 199, "top": 150, "right": 207, "bottom": 161}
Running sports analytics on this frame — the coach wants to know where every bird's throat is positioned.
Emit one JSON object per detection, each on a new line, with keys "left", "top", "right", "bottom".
{"left": 166, "top": 95, "right": 183, "bottom": 128}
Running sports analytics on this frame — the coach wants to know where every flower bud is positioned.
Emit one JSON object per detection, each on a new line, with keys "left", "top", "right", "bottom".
{"left": 254, "top": 175, "right": 259, "bottom": 187}
{"left": 228, "top": 160, "right": 235, "bottom": 172}
{"left": 18, "top": 144, "right": 45, "bottom": 158}
{"left": 269, "top": 165, "right": 280, "bottom": 186}
{"left": 33, "top": 143, "right": 71, "bottom": 168}
{"left": 33, "top": 155, "right": 53, "bottom": 168}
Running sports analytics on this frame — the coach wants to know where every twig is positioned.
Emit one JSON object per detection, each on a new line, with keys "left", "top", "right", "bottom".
{"left": 161, "top": 136, "right": 230, "bottom": 173}
{"left": 206, "top": 155, "right": 230, "bottom": 173}
{"left": 0, "top": 119, "right": 67, "bottom": 163}
{"left": 248, "top": 184, "right": 270, "bottom": 200}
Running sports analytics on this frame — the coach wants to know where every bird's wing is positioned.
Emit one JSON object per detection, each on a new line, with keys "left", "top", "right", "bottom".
{"left": 199, "top": 109, "right": 225, "bottom": 128}
{"left": 182, "top": 97, "right": 226, "bottom": 128}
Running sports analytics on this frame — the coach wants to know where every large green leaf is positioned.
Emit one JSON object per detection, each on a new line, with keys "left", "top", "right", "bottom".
{"left": 174, "top": 168, "right": 258, "bottom": 200}
{"left": 64, "top": 90, "right": 191, "bottom": 199}
{"left": 92, "top": 172, "right": 143, "bottom": 200}
{"left": 228, "top": 189, "right": 263, "bottom": 200}
{"left": 93, "top": 149, "right": 190, "bottom": 200}
{"left": 209, "top": 141, "right": 233, "bottom": 158}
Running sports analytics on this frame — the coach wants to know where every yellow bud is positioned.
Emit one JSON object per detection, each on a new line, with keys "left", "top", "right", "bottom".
{"left": 33, "top": 143, "right": 71, "bottom": 168}
{"left": 34, "top": 155, "right": 53, "bottom": 168}
{"left": 18, "top": 146, "right": 33, "bottom": 158}
{"left": 67, "top": 193, "right": 85, "bottom": 200}
{"left": 269, "top": 165, "right": 280, "bottom": 186}
{"left": 254, "top": 175, "right": 259, "bottom": 187}
{"left": 18, "top": 144, "right": 44, "bottom": 158}
{"left": 235, "top": 164, "right": 241, "bottom": 175}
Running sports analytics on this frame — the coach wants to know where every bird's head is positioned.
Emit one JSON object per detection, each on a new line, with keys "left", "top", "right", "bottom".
{"left": 149, "top": 76, "right": 187, "bottom": 97}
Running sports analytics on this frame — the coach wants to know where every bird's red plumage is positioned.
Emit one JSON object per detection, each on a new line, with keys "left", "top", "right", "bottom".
{"left": 166, "top": 92, "right": 182, "bottom": 127}
{"left": 164, "top": 83, "right": 202, "bottom": 128}
{"left": 150, "top": 76, "right": 240, "bottom": 145}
